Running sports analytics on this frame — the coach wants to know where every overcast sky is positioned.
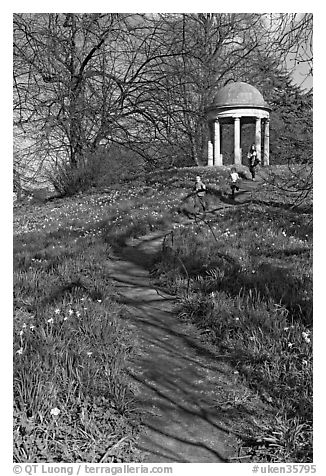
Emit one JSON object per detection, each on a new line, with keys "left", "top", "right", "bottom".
{"left": 291, "top": 63, "right": 312, "bottom": 91}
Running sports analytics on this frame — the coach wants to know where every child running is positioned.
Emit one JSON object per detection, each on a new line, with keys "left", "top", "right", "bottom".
{"left": 194, "top": 175, "right": 207, "bottom": 212}
{"left": 230, "top": 167, "right": 240, "bottom": 199}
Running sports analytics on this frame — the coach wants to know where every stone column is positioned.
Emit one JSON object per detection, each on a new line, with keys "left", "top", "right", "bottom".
{"left": 208, "top": 140, "right": 213, "bottom": 166}
{"left": 255, "top": 117, "right": 262, "bottom": 162}
{"left": 234, "top": 116, "right": 241, "bottom": 165}
{"left": 207, "top": 121, "right": 213, "bottom": 165}
{"left": 213, "top": 119, "right": 222, "bottom": 165}
{"left": 263, "top": 118, "right": 270, "bottom": 166}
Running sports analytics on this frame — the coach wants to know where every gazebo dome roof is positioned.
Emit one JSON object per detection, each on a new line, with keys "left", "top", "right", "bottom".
{"left": 213, "top": 81, "right": 268, "bottom": 108}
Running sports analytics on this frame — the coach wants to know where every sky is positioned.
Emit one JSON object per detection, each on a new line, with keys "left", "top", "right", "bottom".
{"left": 262, "top": 12, "right": 313, "bottom": 91}
{"left": 289, "top": 58, "right": 312, "bottom": 91}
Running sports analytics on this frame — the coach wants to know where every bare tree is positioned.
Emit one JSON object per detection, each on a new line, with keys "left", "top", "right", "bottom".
{"left": 13, "top": 12, "right": 313, "bottom": 192}
{"left": 13, "top": 14, "right": 185, "bottom": 179}
{"left": 14, "top": 14, "right": 131, "bottom": 167}
{"left": 265, "top": 13, "right": 313, "bottom": 82}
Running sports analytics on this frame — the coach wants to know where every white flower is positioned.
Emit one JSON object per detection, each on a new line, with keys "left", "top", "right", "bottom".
{"left": 302, "top": 359, "right": 308, "bottom": 366}
{"left": 97, "top": 299, "right": 102, "bottom": 303}
{"left": 68, "top": 309, "right": 74, "bottom": 315}
{"left": 288, "top": 342, "right": 294, "bottom": 348}
{"left": 235, "top": 317, "right": 240, "bottom": 321}
{"left": 76, "top": 311, "right": 81, "bottom": 317}
{"left": 16, "top": 348, "right": 23, "bottom": 355}
{"left": 283, "top": 327, "right": 289, "bottom": 331}
{"left": 86, "top": 352, "right": 93, "bottom": 357}
{"left": 50, "top": 407, "right": 60, "bottom": 416}
{"left": 47, "top": 318, "right": 54, "bottom": 324}
{"left": 30, "top": 325, "right": 35, "bottom": 331}
{"left": 19, "top": 330, "right": 24, "bottom": 336}
{"left": 54, "top": 309, "right": 60, "bottom": 314}
{"left": 302, "top": 331, "right": 311, "bottom": 343}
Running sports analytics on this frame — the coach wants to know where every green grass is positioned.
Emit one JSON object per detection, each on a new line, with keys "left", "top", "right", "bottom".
{"left": 14, "top": 214, "right": 139, "bottom": 462}
{"left": 14, "top": 164, "right": 313, "bottom": 463}
{"left": 149, "top": 181, "right": 312, "bottom": 462}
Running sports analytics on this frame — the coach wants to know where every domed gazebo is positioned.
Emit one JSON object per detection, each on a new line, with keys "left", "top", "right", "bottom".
{"left": 206, "top": 81, "right": 271, "bottom": 166}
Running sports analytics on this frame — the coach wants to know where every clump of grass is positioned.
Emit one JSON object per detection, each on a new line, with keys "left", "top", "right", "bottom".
{"left": 14, "top": 224, "right": 139, "bottom": 462}
{"left": 151, "top": 197, "right": 312, "bottom": 462}
{"left": 14, "top": 299, "right": 137, "bottom": 463}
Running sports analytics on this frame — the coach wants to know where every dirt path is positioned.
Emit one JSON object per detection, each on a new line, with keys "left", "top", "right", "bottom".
{"left": 107, "top": 219, "right": 264, "bottom": 462}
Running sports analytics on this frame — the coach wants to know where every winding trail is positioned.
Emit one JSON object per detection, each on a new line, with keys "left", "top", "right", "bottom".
{"left": 107, "top": 202, "right": 265, "bottom": 462}
{"left": 107, "top": 178, "right": 268, "bottom": 462}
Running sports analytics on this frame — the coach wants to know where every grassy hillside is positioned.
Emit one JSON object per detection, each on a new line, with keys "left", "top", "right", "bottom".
{"left": 14, "top": 165, "right": 312, "bottom": 463}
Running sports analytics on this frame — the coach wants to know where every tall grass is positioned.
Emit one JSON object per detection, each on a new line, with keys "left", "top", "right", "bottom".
{"left": 151, "top": 199, "right": 312, "bottom": 462}
{"left": 14, "top": 226, "right": 138, "bottom": 462}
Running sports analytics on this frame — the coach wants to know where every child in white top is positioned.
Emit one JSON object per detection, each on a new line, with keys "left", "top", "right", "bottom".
{"left": 230, "top": 167, "right": 240, "bottom": 199}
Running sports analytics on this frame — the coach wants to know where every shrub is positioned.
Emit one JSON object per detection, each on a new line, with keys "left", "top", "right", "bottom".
{"left": 47, "top": 161, "right": 95, "bottom": 197}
